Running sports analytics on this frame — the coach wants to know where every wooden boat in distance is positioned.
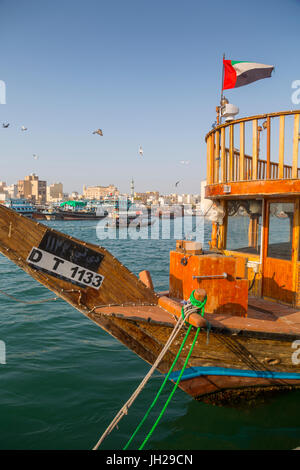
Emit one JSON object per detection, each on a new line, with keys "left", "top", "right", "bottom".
{"left": 2, "top": 109, "right": 300, "bottom": 405}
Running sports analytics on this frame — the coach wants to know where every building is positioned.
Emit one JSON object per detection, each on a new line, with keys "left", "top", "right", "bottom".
{"left": 6, "top": 184, "right": 18, "bottom": 198}
{"left": 83, "top": 184, "right": 119, "bottom": 200}
{"left": 134, "top": 191, "right": 160, "bottom": 204}
{"left": 47, "top": 183, "right": 63, "bottom": 202}
{"left": 18, "top": 174, "right": 47, "bottom": 204}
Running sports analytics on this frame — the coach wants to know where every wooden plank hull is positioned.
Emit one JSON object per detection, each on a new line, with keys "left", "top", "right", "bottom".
{"left": 1, "top": 204, "right": 300, "bottom": 404}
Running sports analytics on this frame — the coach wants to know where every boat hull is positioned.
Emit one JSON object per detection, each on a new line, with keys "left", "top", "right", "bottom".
{"left": 1, "top": 204, "right": 300, "bottom": 404}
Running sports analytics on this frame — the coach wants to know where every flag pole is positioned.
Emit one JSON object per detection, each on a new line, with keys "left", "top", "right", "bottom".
{"left": 219, "top": 53, "right": 225, "bottom": 124}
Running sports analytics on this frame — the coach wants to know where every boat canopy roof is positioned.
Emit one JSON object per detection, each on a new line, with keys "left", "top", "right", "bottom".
{"left": 60, "top": 200, "right": 87, "bottom": 207}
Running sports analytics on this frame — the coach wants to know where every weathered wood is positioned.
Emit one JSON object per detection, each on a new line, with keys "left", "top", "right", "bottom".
{"left": 239, "top": 122, "right": 245, "bottom": 181}
{"left": 205, "top": 109, "right": 300, "bottom": 141}
{"left": 206, "top": 134, "right": 212, "bottom": 185}
{"left": 292, "top": 114, "right": 300, "bottom": 178}
{"left": 252, "top": 119, "right": 258, "bottom": 180}
{"left": 278, "top": 115, "right": 285, "bottom": 179}
{"left": 229, "top": 124, "right": 234, "bottom": 181}
{"left": 220, "top": 127, "right": 226, "bottom": 182}
{"left": 214, "top": 129, "right": 220, "bottom": 183}
{"left": 266, "top": 116, "right": 271, "bottom": 179}
{"left": 205, "top": 179, "right": 300, "bottom": 198}
{"left": 1, "top": 205, "right": 300, "bottom": 403}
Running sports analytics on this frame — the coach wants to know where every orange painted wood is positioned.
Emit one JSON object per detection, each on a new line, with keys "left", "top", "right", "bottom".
{"left": 229, "top": 124, "right": 234, "bottom": 181}
{"left": 205, "top": 179, "right": 300, "bottom": 199}
{"left": 252, "top": 119, "right": 258, "bottom": 180}
{"left": 239, "top": 122, "right": 245, "bottom": 181}
{"left": 210, "top": 133, "right": 215, "bottom": 184}
{"left": 214, "top": 130, "right": 220, "bottom": 183}
{"left": 169, "top": 251, "right": 248, "bottom": 316}
{"left": 205, "top": 109, "right": 300, "bottom": 141}
{"left": 158, "top": 295, "right": 207, "bottom": 328}
{"left": 262, "top": 200, "right": 295, "bottom": 305}
{"left": 139, "top": 270, "right": 154, "bottom": 290}
{"left": 220, "top": 127, "right": 226, "bottom": 182}
{"left": 266, "top": 116, "right": 271, "bottom": 179}
{"left": 206, "top": 134, "right": 211, "bottom": 184}
{"left": 292, "top": 114, "right": 300, "bottom": 178}
{"left": 279, "top": 115, "right": 285, "bottom": 179}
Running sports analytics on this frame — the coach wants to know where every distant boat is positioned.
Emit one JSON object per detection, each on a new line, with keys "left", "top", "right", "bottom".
{"left": 4, "top": 198, "right": 36, "bottom": 218}
{"left": 46, "top": 201, "right": 108, "bottom": 221}
{"left": 105, "top": 216, "right": 155, "bottom": 229}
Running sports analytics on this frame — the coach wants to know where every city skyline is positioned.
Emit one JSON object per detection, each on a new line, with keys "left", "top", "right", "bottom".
{"left": 1, "top": 0, "right": 300, "bottom": 194}
{"left": 0, "top": 172, "right": 201, "bottom": 206}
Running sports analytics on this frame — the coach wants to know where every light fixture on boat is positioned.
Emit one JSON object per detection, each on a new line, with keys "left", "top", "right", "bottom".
{"left": 220, "top": 97, "right": 239, "bottom": 122}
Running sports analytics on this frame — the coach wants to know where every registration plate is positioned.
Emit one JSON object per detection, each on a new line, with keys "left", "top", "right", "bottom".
{"left": 27, "top": 247, "right": 104, "bottom": 290}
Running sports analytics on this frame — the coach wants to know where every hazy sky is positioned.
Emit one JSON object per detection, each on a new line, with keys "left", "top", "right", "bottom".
{"left": 0, "top": 0, "right": 299, "bottom": 194}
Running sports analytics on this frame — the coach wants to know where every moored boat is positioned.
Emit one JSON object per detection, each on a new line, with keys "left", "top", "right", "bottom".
{"left": 1, "top": 106, "right": 300, "bottom": 406}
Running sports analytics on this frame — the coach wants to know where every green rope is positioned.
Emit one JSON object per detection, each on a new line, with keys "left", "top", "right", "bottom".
{"left": 123, "top": 323, "right": 193, "bottom": 450}
{"left": 138, "top": 326, "right": 201, "bottom": 450}
{"left": 123, "top": 290, "right": 207, "bottom": 451}
{"left": 189, "top": 290, "right": 207, "bottom": 316}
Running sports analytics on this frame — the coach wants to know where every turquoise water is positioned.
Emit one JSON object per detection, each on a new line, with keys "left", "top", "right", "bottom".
{"left": 1, "top": 218, "right": 300, "bottom": 450}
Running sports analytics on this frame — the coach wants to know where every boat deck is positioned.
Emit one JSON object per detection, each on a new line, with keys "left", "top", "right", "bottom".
{"left": 205, "top": 296, "right": 300, "bottom": 338}
{"left": 93, "top": 296, "right": 300, "bottom": 339}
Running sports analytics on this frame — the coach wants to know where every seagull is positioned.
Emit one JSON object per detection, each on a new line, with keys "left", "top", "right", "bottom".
{"left": 92, "top": 129, "right": 103, "bottom": 136}
{"left": 175, "top": 181, "right": 181, "bottom": 187}
{"left": 179, "top": 160, "right": 190, "bottom": 165}
{"left": 33, "top": 154, "right": 39, "bottom": 160}
{"left": 21, "top": 126, "right": 28, "bottom": 131}
{"left": 138, "top": 145, "right": 143, "bottom": 157}
{"left": 2, "top": 122, "right": 9, "bottom": 128}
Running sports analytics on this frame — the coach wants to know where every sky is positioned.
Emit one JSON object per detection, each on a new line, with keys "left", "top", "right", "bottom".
{"left": 0, "top": 0, "right": 300, "bottom": 195}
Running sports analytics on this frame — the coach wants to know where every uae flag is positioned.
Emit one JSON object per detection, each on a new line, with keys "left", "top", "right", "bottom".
{"left": 223, "top": 59, "right": 274, "bottom": 90}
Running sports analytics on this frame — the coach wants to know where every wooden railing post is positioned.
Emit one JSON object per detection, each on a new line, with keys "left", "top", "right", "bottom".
{"left": 229, "top": 124, "right": 234, "bottom": 181}
{"left": 214, "top": 130, "right": 220, "bottom": 183}
{"left": 220, "top": 127, "right": 226, "bottom": 182}
{"left": 210, "top": 133, "right": 215, "bottom": 183}
{"left": 252, "top": 119, "right": 258, "bottom": 180}
{"left": 292, "top": 114, "right": 300, "bottom": 179}
{"left": 278, "top": 115, "right": 285, "bottom": 179}
{"left": 239, "top": 122, "right": 245, "bottom": 181}
{"left": 266, "top": 116, "right": 271, "bottom": 179}
{"left": 206, "top": 134, "right": 211, "bottom": 184}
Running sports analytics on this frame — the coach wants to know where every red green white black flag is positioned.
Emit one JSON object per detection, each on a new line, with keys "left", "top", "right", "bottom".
{"left": 222, "top": 59, "right": 274, "bottom": 90}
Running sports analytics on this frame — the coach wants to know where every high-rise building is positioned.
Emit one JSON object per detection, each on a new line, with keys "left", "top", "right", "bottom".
{"left": 18, "top": 174, "right": 47, "bottom": 204}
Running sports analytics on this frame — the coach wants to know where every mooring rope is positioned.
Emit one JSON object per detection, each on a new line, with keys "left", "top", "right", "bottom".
{"left": 92, "top": 291, "right": 207, "bottom": 451}
{"left": 92, "top": 306, "right": 196, "bottom": 450}
{"left": 123, "top": 323, "right": 194, "bottom": 450}
{"left": 139, "top": 325, "right": 201, "bottom": 450}
{"left": 0, "top": 288, "right": 58, "bottom": 304}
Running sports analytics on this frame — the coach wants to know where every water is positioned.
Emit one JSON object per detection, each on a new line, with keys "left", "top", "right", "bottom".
{"left": 1, "top": 218, "right": 300, "bottom": 450}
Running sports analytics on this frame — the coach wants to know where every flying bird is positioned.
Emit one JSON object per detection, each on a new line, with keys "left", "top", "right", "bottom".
{"left": 92, "top": 129, "right": 103, "bottom": 136}
{"left": 21, "top": 126, "right": 28, "bottom": 131}
{"left": 179, "top": 160, "right": 190, "bottom": 165}
{"left": 138, "top": 145, "right": 143, "bottom": 157}
{"left": 33, "top": 154, "right": 39, "bottom": 160}
{"left": 175, "top": 181, "right": 181, "bottom": 187}
{"left": 2, "top": 122, "right": 9, "bottom": 128}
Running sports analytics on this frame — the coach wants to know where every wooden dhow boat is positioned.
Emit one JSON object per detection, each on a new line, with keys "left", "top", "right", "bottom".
{"left": 2, "top": 109, "right": 300, "bottom": 406}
